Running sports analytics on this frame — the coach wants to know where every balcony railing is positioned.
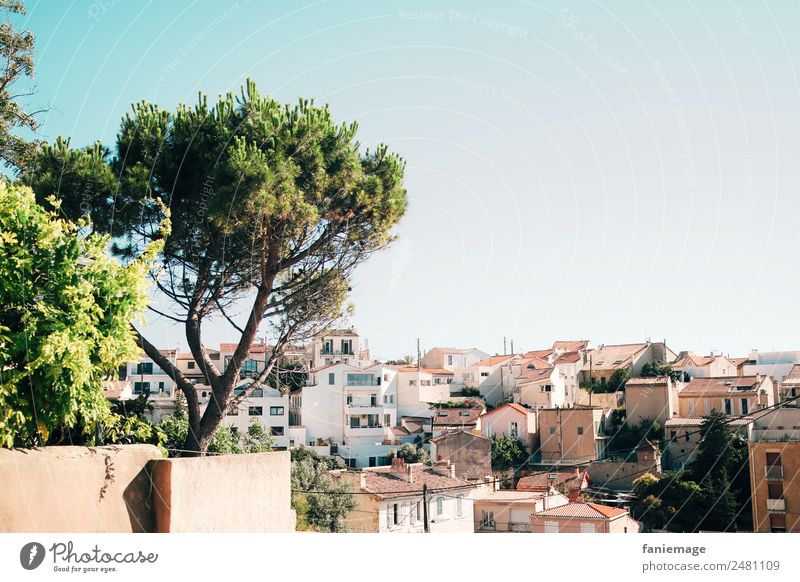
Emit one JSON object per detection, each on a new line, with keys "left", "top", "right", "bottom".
{"left": 509, "top": 522, "right": 531, "bottom": 533}
{"left": 767, "top": 498, "right": 786, "bottom": 512}
{"left": 765, "top": 465, "right": 784, "bottom": 480}
{"left": 321, "top": 349, "right": 354, "bottom": 356}
{"left": 752, "top": 430, "right": 800, "bottom": 442}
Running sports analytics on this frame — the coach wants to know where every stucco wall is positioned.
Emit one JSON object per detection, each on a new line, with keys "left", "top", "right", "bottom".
{"left": 0, "top": 445, "right": 163, "bottom": 533}
{"left": 430, "top": 431, "right": 492, "bottom": 480}
{"left": 152, "top": 450, "right": 294, "bottom": 532}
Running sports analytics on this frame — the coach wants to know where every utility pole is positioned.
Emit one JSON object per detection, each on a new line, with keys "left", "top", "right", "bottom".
{"left": 510, "top": 339, "right": 514, "bottom": 355}
{"left": 417, "top": 338, "right": 421, "bottom": 370}
{"left": 503, "top": 337, "right": 507, "bottom": 355}
{"left": 422, "top": 484, "right": 430, "bottom": 533}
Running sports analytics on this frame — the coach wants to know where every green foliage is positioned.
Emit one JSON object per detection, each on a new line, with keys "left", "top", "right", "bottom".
{"left": 0, "top": 181, "right": 163, "bottom": 448}
{"left": 388, "top": 443, "right": 428, "bottom": 464}
{"left": 0, "top": 0, "right": 40, "bottom": 170}
{"left": 157, "top": 410, "right": 273, "bottom": 456}
{"left": 606, "top": 416, "right": 663, "bottom": 456}
{"left": 459, "top": 387, "right": 480, "bottom": 397}
{"left": 491, "top": 435, "right": 527, "bottom": 472}
{"left": 631, "top": 472, "right": 705, "bottom": 532}
{"left": 290, "top": 446, "right": 355, "bottom": 532}
{"left": 607, "top": 368, "right": 629, "bottom": 392}
{"left": 641, "top": 360, "right": 686, "bottom": 382}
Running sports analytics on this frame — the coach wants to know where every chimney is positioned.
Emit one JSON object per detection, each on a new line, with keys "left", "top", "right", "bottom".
{"left": 406, "top": 464, "right": 414, "bottom": 483}
{"left": 450, "top": 464, "right": 456, "bottom": 479}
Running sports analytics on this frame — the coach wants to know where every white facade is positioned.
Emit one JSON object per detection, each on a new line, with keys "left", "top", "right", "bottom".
{"left": 310, "top": 329, "right": 371, "bottom": 369}
{"left": 421, "top": 347, "right": 490, "bottom": 373}
{"left": 396, "top": 367, "right": 452, "bottom": 418}
{"left": 124, "top": 353, "right": 178, "bottom": 397}
{"left": 743, "top": 350, "right": 800, "bottom": 383}
{"left": 221, "top": 385, "right": 293, "bottom": 449}
{"left": 455, "top": 356, "right": 517, "bottom": 406}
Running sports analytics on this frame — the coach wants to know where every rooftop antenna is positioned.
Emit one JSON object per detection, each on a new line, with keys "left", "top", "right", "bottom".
{"left": 503, "top": 337, "right": 507, "bottom": 356}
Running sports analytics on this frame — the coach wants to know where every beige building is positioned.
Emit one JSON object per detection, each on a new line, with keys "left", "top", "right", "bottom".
{"left": 624, "top": 376, "right": 679, "bottom": 426}
{"left": 672, "top": 352, "right": 737, "bottom": 378}
{"left": 480, "top": 402, "right": 537, "bottom": 450}
{"left": 778, "top": 364, "right": 800, "bottom": 406}
{"left": 749, "top": 440, "right": 800, "bottom": 532}
{"left": 538, "top": 405, "right": 607, "bottom": 464}
{"left": 664, "top": 417, "right": 752, "bottom": 470}
{"left": 430, "top": 430, "right": 492, "bottom": 480}
{"left": 530, "top": 502, "right": 640, "bottom": 533}
{"left": 516, "top": 467, "right": 590, "bottom": 501}
{"left": 474, "top": 490, "right": 569, "bottom": 532}
{"left": 586, "top": 341, "right": 676, "bottom": 384}
{"left": 678, "top": 375, "right": 774, "bottom": 417}
{"left": 420, "top": 347, "right": 489, "bottom": 372}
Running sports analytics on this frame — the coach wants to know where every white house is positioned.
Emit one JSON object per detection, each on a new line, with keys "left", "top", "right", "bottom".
{"left": 455, "top": 354, "right": 519, "bottom": 406}
{"left": 221, "top": 383, "right": 293, "bottom": 449}
{"left": 123, "top": 350, "right": 178, "bottom": 397}
{"left": 395, "top": 366, "right": 453, "bottom": 418}
{"left": 421, "top": 347, "right": 490, "bottom": 373}
{"left": 672, "top": 352, "right": 737, "bottom": 378}
{"left": 513, "top": 363, "right": 568, "bottom": 409}
{"left": 309, "top": 328, "right": 372, "bottom": 369}
{"left": 743, "top": 349, "right": 800, "bottom": 384}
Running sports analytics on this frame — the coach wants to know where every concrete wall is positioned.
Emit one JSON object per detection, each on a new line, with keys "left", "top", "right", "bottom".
{"left": 430, "top": 431, "right": 492, "bottom": 480}
{"left": 0, "top": 445, "right": 163, "bottom": 533}
{"left": 577, "top": 389, "right": 622, "bottom": 409}
{"left": 625, "top": 381, "right": 677, "bottom": 426}
{"left": 586, "top": 448, "right": 661, "bottom": 490}
{"left": 0, "top": 446, "right": 295, "bottom": 533}
{"left": 152, "top": 450, "right": 294, "bottom": 532}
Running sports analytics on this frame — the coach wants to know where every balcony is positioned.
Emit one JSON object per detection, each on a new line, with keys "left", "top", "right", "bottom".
{"left": 508, "top": 522, "right": 531, "bottom": 533}
{"left": 346, "top": 405, "right": 385, "bottom": 415}
{"left": 344, "top": 425, "right": 386, "bottom": 437}
{"left": 752, "top": 429, "right": 800, "bottom": 442}
{"left": 321, "top": 349, "right": 354, "bottom": 356}
{"left": 346, "top": 374, "right": 381, "bottom": 387}
{"left": 765, "top": 465, "right": 784, "bottom": 480}
{"left": 767, "top": 498, "right": 786, "bottom": 512}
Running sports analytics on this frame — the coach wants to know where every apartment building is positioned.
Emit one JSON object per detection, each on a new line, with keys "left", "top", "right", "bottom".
{"left": 310, "top": 328, "right": 371, "bottom": 369}
{"left": 122, "top": 350, "right": 178, "bottom": 396}
{"left": 454, "top": 354, "right": 518, "bottom": 406}
{"left": 480, "top": 402, "right": 537, "bottom": 451}
{"left": 395, "top": 366, "right": 453, "bottom": 418}
{"left": 672, "top": 352, "right": 737, "bottom": 378}
{"left": 624, "top": 376, "right": 680, "bottom": 426}
{"left": 749, "top": 437, "right": 800, "bottom": 532}
{"left": 420, "top": 347, "right": 489, "bottom": 372}
{"left": 678, "top": 375, "right": 774, "bottom": 417}
{"left": 743, "top": 349, "right": 800, "bottom": 384}
{"left": 538, "top": 405, "right": 607, "bottom": 464}
{"left": 586, "top": 341, "right": 676, "bottom": 384}
{"left": 474, "top": 490, "right": 569, "bottom": 533}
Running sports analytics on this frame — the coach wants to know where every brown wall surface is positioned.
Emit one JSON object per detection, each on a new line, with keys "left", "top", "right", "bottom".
{"left": 152, "top": 450, "right": 295, "bottom": 532}
{"left": 749, "top": 441, "right": 800, "bottom": 533}
{"left": 0, "top": 445, "right": 163, "bottom": 533}
{"left": 431, "top": 431, "right": 491, "bottom": 480}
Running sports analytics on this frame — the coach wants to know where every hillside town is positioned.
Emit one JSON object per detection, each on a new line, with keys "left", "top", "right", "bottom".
{"left": 106, "top": 331, "right": 800, "bottom": 533}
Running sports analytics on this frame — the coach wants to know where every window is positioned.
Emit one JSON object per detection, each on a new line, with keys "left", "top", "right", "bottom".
{"left": 768, "top": 482, "right": 784, "bottom": 499}
{"left": 766, "top": 452, "right": 782, "bottom": 467}
{"left": 328, "top": 372, "right": 335, "bottom": 385}
{"left": 770, "top": 514, "right": 786, "bottom": 532}
{"left": 447, "top": 355, "right": 453, "bottom": 365}
{"left": 323, "top": 339, "right": 333, "bottom": 354}
{"left": 459, "top": 411, "right": 470, "bottom": 417}
{"left": 741, "top": 398, "right": 749, "bottom": 415}
{"left": 411, "top": 502, "right": 418, "bottom": 524}
{"left": 346, "top": 394, "right": 353, "bottom": 405}
{"left": 509, "top": 422, "right": 519, "bottom": 437}
{"left": 456, "top": 494, "right": 464, "bottom": 517}
{"left": 158, "top": 381, "right": 165, "bottom": 393}
{"left": 188, "top": 361, "right": 196, "bottom": 369}
{"left": 342, "top": 339, "right": 353, "bottom": 355}
{"left": 370, "top": 394, "right": 378, "bottom": 406}
{"left": 242, "top": 359, "right": 258, "bottom": 377}
{"left": 540, "top": 385, "right": 552, "bottom": 393}
{"left": 209, "top": 352, "right": 220, "bottom": 360}
{"left": 136, "top": 362, "right": 153, "bottom": 375}
{"left": 350, "top": 417, "right": 361, "bottom": 428}
{"left": 670, "top": 430, "right": 677, "bottom": 440}
{"left": 248, "top": 406, "right": 263, "bottom": 416}
{"left": 436, "top": 496, "right": 444, "bottom": 516}
{"left": 271, "top": 426, "right": 285, "bottom": 436}
{"left": 544, "top": 521, "right": 559, "bottom": 533}
{"left": 133, "top": 382, "right": 150, "bottom": 394}
{"left": 480, "top": 371, "right": 489, "bottom": 377}
{"left": 577, "top": 426, "right": 584, "bottom": 435}
{"left": 481, "top": 511, "right": 495, "bottom": 529}
{"left": 580, "top": 523, "right": 596, "bottom": 533}
{"left": 270, "top": 406, "right": 284, "bottom": 416}
{"left": 549, "top": 426, "right": 556, "bottom": 435}
{"left": 227, "top": 407, "right": 239, "bottom": 416}
{"left": 384, "top": 414, "right": 391, "bottom": 426}
{"left": 685, "top": 432, "right": 691, "bottom": 443}
{"left": 724, "top": 398, "right": 732, "bottom": 415}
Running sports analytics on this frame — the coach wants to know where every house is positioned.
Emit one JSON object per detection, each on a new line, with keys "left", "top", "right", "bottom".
{"left": 778, "top": 364, "right": 800, "bottom": 406}
{"left": 624, "top": 376, "right": 680, "bottom": 426}
{"left": 516, "top": 467, "right": 590, "bottom": 501}
{"left": 420, "top": 347, "right": 489, "bottom": 372}
{"left": 552, "top": 340, "right": 591, "bottom": 354}
{"left": 552, "top": 351, "right": 586, "bottom": 405}
{"left": 664, "top": 417, "right": 752, "bottom": 470}
{"left": 481, "top": 402, "right": 537, "bottom": 451}
{"left": 678, "top": 375, "right": 774, "bottom": 417}
{"left": 743, "top": 349, "right": 800, "bottom": 384}
{"left": 336, "top": 459, "right": 475, "bottom": 533}
{"left": 530, "top": 502, "right": 640, "bottom": 533}
{"left": 103, "top": 380, "right": 133, "bottom": 401}
{"left": 474, "top": 489, "right": 569, "bottom": 532}
{"left": 123, "top": 350, "right": 178, "bottom": 397}
{"left": 310, "top": 327, "right": 371, "bottom": 369}
{"left": 297, "top": 362, "right": 400, "bottom": 467}
{"left": 514, "top": 364, "right": 567, "bottom": 409}
{"left": 454, "top": 354, "right": 521, "bottom": 406}
{"left": 430, "top": 430, "right": 492, "bottom": 480}
{"left": 538, "top": 405, "right": 607, "bottom": 464}
{"left": 221, "top": 384, "right": 293, "bottom": 449}
{"left": 586, "top": 341, "right": 676, "bottom": 385}
{"left": 672, "top": 352, "right": 737, "bottom": 378}
{"left": 586, "top": 440, "right": 662, "bottom": 489}
{"left": 395, "top": 366, "right": 453, "bottom": 418}
{"left": 749, "top": 439, "right": 800, "bottom": 532}
{"left": 729, "top": 357, "right": 748, "bottom": 376}
{"left": 431, "top": 405, "right": 484, "bottom": 436}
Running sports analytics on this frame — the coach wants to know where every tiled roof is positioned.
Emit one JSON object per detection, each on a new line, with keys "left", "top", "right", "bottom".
{"left": 482, "top": 402, "right": 531, "bottom": 418}
{"left": 673, "top": 354, "right": 720, "bottom": 368}
{"left": 729, "top": 357, "right": 749, "bottom": 367}
{"left": 102, "top": 380, "right": 130, "bottom": 399}
{"left": 397, "top": 366, "right": 454, "bottom": 375}
{"left": 523, "top": 349, "right": 554, "bottom": 359}
{"left": 219, "top": 343, "right": 271, "bottom": 353}
{"left": 626, "top": 376, "right": 669, "bottom": 386}
{"left": 679, "top": 376, "right": 763, "bottom": 397}
{"left": 517, "top": 469, "right": 589, "bottom": 491}
{"left": 533, "top": 502, "right": 627, "bottom": 520}
{"left": 358, "top": 465, "right": 471, "bottom": 498}
{"left": 315, "top": 328, "right": 359, "bottom": 337}
{"left": 430, "top": 429, "right": 491, "bottom": 444}
{"left": 432, "top": 407, "right": 483, "bottom": 427}
{"left": 553, "top": 340, "right": 589, "bottom": 352}
{"left": 517, "top": 365, "right": 554, "bottom": 383}
{"left": 473, "top": 354, "right": 517, "bottom": 367}
{"left": 554, "top": 351, "right": 582, "bottom": 364}
{"left": 589, "top": 343, "right": 650, "bottom": 370}
{"left": 475, "top": 490, "right": 549, "bottom": 504}
{"left": 783, "top": 364, "right": 800, "bottom": 383}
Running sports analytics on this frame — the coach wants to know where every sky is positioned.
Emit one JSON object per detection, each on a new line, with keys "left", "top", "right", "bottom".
{"left": 19, "top": 0, "right": 800, "bottom": 360}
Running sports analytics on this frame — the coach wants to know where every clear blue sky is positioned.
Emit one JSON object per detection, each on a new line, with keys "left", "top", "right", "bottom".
{"left": 21, "top": 0, "right": 800, "bottom": 360}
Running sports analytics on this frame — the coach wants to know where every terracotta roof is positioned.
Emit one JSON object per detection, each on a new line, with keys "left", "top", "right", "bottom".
{"left": 783, "top": 364, "right": 800, "bottom": 383}
{"left": 482, "top": 402, "right": 531, "bottom": 418}
{"left": 473, "top": 354, "right": 517, "bottom": 367}
{"left": 553, "top": 340, "right": 589, "bottom": 352}
{"left": 397, "top": 366, "right": 454, "bottom": 375}
{"left": 517, "top": 365, "right": 554, "bottom": 383}
{"left": 430, "top": 429, "right": 491, "bottom": 444}
{"left": 554, "top": 351, "right": 582, "bottom": 364}
{"left": 356, "top": 464, "right": 471, "bottom": 499}
{"left": 533, "top": 502, "right": 627, "bottom": 520}
{"left": 523, "top": 349, "right": 554, "bottom": 359}
{"left": 432, "top": 407, "right": 483, "bottom": 427}
{"left": 589, "top": 343, "right": 650, "bottom": 370}
{"left": 673, "top": 354, "right": 718, "bottom": 367}
{"left": 626, "top": 376, "right": 669, "bottom": 386}
{"left": 475, "top": 490, "right": 550, "bottom": 503}
{"left": 517, "top": 469, "right": 589, "bottom": 492}
{"left": 729, "top": 357, "right": 749, "bottom": 368}
{"left": 219, "top": 343, "right": 271, "bottom": 353}
{"left": 427, "top": 347, "right": 467, "bottom": 354}
{"left": 315, "top": 328, "right": 358, "bottom": 337}
{"left": 102, "top": 380, "right": 131, "bottom": 400}
{"left": 679, "top": 375, "right": 764, "bottom": 397}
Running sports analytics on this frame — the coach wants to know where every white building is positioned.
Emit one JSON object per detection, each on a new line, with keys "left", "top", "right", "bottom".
{"left": 743, "top": 349, "right": 800, "bottom": 383}
{"left": 395, "top": 366, "right": 453, "bottom": 418}
{"left": 420, "top": 347, "right": 490, "bottom": 373}
{"left": 309, "top": 328, "right": 371, "bottom": 369}
{"left": 123, "top": 350, "right": 178, "bottom": 397}
{"left": 455, "top": 354, "right": 519, "bottom": 406}
{"left": 221, "top": 384, "right": 293, "bottom": 449}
